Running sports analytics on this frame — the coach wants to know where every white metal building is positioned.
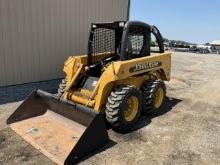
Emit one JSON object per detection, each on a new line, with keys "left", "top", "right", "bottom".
{"left": 0, "top": 0, "right": 130, "bottom": 87}
{"left": 211, "top": 40, "right": 220, "bottom": 50}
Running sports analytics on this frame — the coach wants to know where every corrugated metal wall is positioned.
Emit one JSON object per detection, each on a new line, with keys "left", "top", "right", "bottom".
{"left": 0, "top": 0, "right": 129, "bottom": 87}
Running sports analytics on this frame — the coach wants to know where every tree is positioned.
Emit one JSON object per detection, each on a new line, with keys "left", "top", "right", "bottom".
{"left": 163, "top": 38, "right": 169, "bottom": 43}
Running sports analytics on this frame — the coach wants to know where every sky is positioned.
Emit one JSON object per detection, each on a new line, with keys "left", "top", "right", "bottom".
{"left": 130, "top": 0, "right": 220, "bottom": 44}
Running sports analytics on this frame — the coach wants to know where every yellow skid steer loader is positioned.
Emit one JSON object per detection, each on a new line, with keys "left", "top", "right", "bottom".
{"left": 7, "top": 21, "right": 171, "bottom": 164}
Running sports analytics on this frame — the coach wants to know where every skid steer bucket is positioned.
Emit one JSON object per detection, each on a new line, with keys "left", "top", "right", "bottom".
{"left": 7, "top": 90, "right": 109, "bottom": 165}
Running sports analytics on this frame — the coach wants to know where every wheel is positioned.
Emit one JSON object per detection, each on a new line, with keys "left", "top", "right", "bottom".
{"left": 105, "top": 85, "right": 142, "bottom": 132}
{"left": 57, "top": 77, "right": 67, "bottom": 97}
{"left": 141, "top": 80, "right": 166, "bottom": 115}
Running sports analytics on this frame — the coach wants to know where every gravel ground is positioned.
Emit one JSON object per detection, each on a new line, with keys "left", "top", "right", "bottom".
{"left": 0, "top": 79, "right": 61, "bottom": 105}
{"left": 0, "top": 52, "right": 220, "bottom": 165}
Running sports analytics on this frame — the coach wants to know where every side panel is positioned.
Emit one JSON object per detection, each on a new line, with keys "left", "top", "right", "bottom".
{"left": 94, "top": 52, "right": 171, "bottom": 111}
{"left": 115, "top": 52, "right": 171, "bottom": 80}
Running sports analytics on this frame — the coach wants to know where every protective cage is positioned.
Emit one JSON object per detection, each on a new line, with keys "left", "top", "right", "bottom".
{"left": 87, "top": 21, "right": 164, "bottom": 65}
{"left": 91, "top": 28, "right": 115, "bottom": 64}
{"left": 125, "top": 25, "right": 151, "bottom": 59}
{"left": 87, "top": 22, "right": 125, "bottom": 65}
{"left": 120, "top": 21, "right": 164, "bottom": 60}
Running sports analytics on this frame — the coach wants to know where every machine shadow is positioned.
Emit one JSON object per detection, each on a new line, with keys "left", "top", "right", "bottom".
{"left": 124, "top": 97, "right": 182, "bottom": 133}
{"left": 78, "top": 97, "right": 182, "bottom": 162}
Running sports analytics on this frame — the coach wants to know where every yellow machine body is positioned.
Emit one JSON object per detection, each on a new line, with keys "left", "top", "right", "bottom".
{"left": 62, "top": 51, "right": 171, "bottom": 111}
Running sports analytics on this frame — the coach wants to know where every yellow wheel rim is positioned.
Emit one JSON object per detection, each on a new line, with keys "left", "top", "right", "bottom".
{"left": 124, "top": 96, "right": 139, "bottom": 122}
{"left": 154, "top": 87, "right": 164, "bottom": 108}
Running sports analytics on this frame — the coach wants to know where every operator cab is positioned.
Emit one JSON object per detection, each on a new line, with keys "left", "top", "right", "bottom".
{"left": 86, "top": 21, "right": 164, "bottom": 77}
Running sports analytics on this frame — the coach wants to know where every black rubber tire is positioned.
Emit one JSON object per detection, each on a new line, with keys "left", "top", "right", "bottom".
{"left": 105, "top": 85, "right": 142, "bottom": 133}
{"left": 141, "top": 80, "right": 166, "bottom": 115}
{"left": 57, "top": 77, "right": 67, "bottom": 97}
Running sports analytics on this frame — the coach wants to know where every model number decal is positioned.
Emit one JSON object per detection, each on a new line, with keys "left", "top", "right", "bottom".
{"left": 129, "top": 61, "right": 162, "bottom": 73}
